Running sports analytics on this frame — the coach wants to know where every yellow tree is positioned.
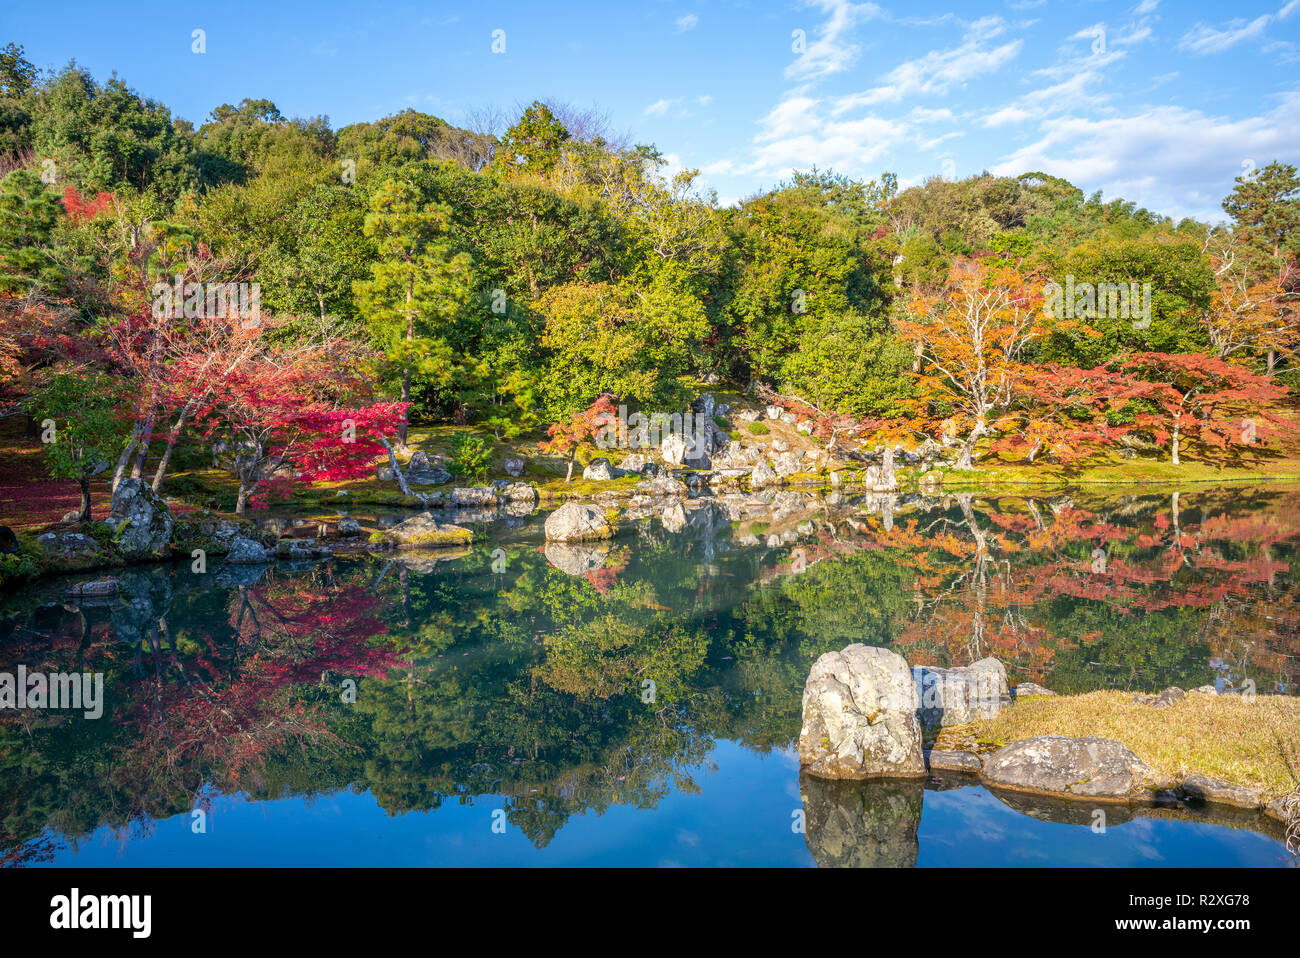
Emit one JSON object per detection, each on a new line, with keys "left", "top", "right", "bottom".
{"left": 898, "top": 260, "right": 1047, "bottom": 470}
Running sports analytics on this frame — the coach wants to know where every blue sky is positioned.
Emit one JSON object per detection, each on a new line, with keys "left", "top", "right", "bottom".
{"left": 3, "top": 0, "right": 1297, "bottom": 221}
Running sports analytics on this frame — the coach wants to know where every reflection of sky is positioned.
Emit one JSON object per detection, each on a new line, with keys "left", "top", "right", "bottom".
{"left": 31, "top": 742, "right": 1290, "bottom": 868}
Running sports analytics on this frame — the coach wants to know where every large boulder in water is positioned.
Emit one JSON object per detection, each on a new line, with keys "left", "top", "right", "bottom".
{"left": 372, "top": 512, "right": 473, "bottom": 550}
{"left": 980, "top": 736, "right": 1173, "bottom": 802}
{"left": 798, "top": 644, "right": 925, "bottom": 780}
{"left": 544, "top": 502, "right": 615, "bottom": 542}
{"left": 107, "top": 478, "right": 173, "bottom": 560}
{"left": 913, "top": 657, "right": 1010, "bottom": 729}
{"left": 225, "top": 537, "right": 271, "bottom": 564}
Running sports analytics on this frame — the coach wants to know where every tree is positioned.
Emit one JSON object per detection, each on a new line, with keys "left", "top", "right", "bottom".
{"left": 539, "top": 394, "right": 618, "bottom": 482}
{"left": 0, "top": 170, "right": 66, "bottom": 293}
{"left": 353, "top": 180, "right": 472, "bottom": 444}
{"left": 898, "top": 261, "right": 1047, "bottom": 469}
{"left": 494, "top": 102, "right": 570, "bottom": 175}
{"left": 30, "top": 370, "right": 125, "bottom": 521}
{"left": 1119, "top": 352, "right": 1288, "bottom": 465}
{"left": 1222, "top": 161, "right": 1300, "bottom": 263}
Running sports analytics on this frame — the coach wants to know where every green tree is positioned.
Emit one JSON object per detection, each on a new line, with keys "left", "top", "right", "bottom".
{"left": 354, "top": 179, "right": 472, "bottom": 442}
{"left": 1222, "top": 161, "right": 1300, "bottom": 265}
{"left": 494, "top": 102, "right": 570, "bottom": 175}
{"left": 31, "top": 371, "right": 125, "bottom": 521}
{"left": 0, "top": 169, "right": 65, "bottom": 292}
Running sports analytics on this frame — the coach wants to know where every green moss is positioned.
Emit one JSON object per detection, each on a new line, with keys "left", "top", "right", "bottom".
{"left": 747, "top": 421, "right": 769, "bottom": 436}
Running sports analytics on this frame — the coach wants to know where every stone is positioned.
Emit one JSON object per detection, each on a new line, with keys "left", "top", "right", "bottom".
{"left": 1133, "top": 686, "right": 1185, "bottom": 708}
{"left": 376, "top": 465, "right": 396, "bottom": 481}
{"left": 914, "top": 657, "right": 1011, "bottom": 729}
{"left": 64, "top": 578, "right": 119, "bottom": 597}
{"left": 504, "top": 457, "right": 525, "bottom": 477}
{"left": 583, "top": 458, "right": 620, "bottom": 481}
{"left": 1189, "top": 685, "right": 1218, "bottom": 695}
{"left": 659, "top": 501, "right": 687, "bottom": 533}
{"left": 1179, "top": 775, "right": 1261, "bottom": 809}
{"left": 106, "top": 478, "right": 173, "bottom": 559}
{"left": 766, "top": 405, "right": 782, "bottom": 420}
{"left": 780, "top": 412, "right": 797, "bottom": 425}
{"left": 798, "top": 644, "right": 926, "bottom": 780}
{"left": 408, "top": 466, "right": 452, "bottom": 485}
{"left": 980, "top": 736, "right": 1172, "bottom": 802}
{"left": 544, "top": 502, "right": 615, "bottom": 542}
{"left": 694, "top": 393, "right": 716, "bottom": 420}
{"left": 337, "top": 517, "right": 362, "bottom": 536}
{"left": 275, "top": 537, "right": 331, "bottom": 559}
{"left": 1012, "top": 682, "right": 1056, "bottom": 699}
{"left": 660, "top": 433, "right": 688, "bottom": 465}
{"left": 452, "top": 487, "right": 498, "bottom": 507}
{"left": 635, "top": 476, "right": 688, "bottom": 497}
{"left": 225, "top": 537, "right": 271, "bottom": 564}
{"left": 407, "top": 451, "right": 433, "bottom": 472}
{"left": 503, "top": 482, "right": 538, "bottom": 503}
{"left": 772, "top": 452, "right": 802, "bottom": 477}
{"left": 617, "top": 454, "right": 647, "bottom": 473}
{"left": 374, "top": 512, "right": 474, "bottom": 549}
{"left": 925, "top": 749, "right": 983, "bottom": 773}
{"left": 796, "top": 421, "right": 813, "bottom": 435}
{"left": 750, "top": 459, "right": 778, "bottom": 488}
{"left": 35, "top": 531, "right": 100, "bottom": 559}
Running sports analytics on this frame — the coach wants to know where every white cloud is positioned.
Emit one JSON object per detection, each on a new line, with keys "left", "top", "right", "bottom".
{"left": 645, "top": 98, "right": 677, "bottom": 117}
{"left": 1178, "top": 15, "right": 1272, "bottom": 54}
{"left": 989, "top": 93, "right": 1300, "bottom": 221}
{"left": 674, "top": 14, "right": 699, "bottom": 33}
{"left": 786, "top": 0, "right": 885, "bottom": 80}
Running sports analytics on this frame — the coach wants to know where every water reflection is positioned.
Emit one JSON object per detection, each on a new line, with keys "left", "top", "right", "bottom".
{"left": 1, "top": 484, "right": 1297, "bottom": 865}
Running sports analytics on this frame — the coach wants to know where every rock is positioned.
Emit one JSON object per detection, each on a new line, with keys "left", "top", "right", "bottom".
{"left": 1012, "top": 682, "right": 1056, "bottom": 699}
{"left": 796, "top": 421, "right": 813, "bottom": 435}
{"left": 376, "top": 465, "right": 395, "bottom": 481}
{"left": 408, "top": 466, "right": 452, "bottom": 485}
{"left": 780, "top": 412, "right": 797, "bottom": 425}
{"left": 694, "top": 393, "right": 716, "bottom": 420}
{"left": 660, "top": 433, "right": 688, "bottom": 465}
{"left": 544, "top": 502, "right": 615, "bottom": 542}
{"left": 407, "top": 451, "right": 433, "bottom": 472}
{"left": 924, "top": 749, "right": 983, "bottom": 773}
{"left": 225, "top": 537, "right": 271, "bottom": 564}
{"left": 1179, "top": 775, "right": 1261, "bottom": 809}
{"left": 772, "top": 451, "right": 802, "bottom": 477}
{"left": 799, "top": 776, "right": 923, "bottom": 868}
{"left": 617, "top": 454, "right": 647, "bottom": 473}
{"left": 1133, "top": 686, "right": 1185, "bottom": 708}
{"left": 0, "top": 525, "right": 17, "bottom": 553}
{"left": 452, "top": 487, "right": 498, "bottom": 507}
{"left": 771, "top": 438, "right": 789, "bottom": 453}
{"left": 919, "top": 470, "right": 943, "bottom": 490}
{"left": 583, "top": 458, "right": 621, "bottom": 481}
{"left": 503, "top": 482, "right": 538, "bottom": 503}
{"left": 734, "top": 408, "right": 758, "bottom": 423}
{"left": 64, "top": 578, "right": 119, "bottom": 597}
{"left": 766, "top": 405, "right": 782, "bottom": 420}
{"left": 373, "top": 512, "right": 474, "bottom": 549}
{"left": 504, "top": 457, "right": 525, "bottom": 478}
{"left": 873, "top": 447, "right": 899, "bottom": 493}
{"left": 798, "top": 644, "right": 926, "bottom": 780}
{"left": 980, "top": 736, "right": 1172, "bottom": 802}
{"left": 914, "top": 657, "right": 1011, "bottom": 729}
{"left": 750, "top": 459, "right": 778, "bottom": 488}
{"left": 337, "top": 517, "right": 362, "bottom": 536}
{"left": 635, "top": 476, "right": 688, "bottom": 497}
{"left": 106, "top": 478, "right": 173, "bottom": 559}
{"left": 275, "top": 537, "right": 331, "bottom": 559}
{"left": 35, "top": 531, "right": 100, "bottom": 559}
{"left": 1189, "top": 684, "right": 1218, "bottom": 695}
{"left": 659, "top": 501, "right": 687, "bottom": 533}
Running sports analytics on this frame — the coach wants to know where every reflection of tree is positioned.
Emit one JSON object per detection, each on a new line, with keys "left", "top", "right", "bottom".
{"left": 2, "top": 487, "right": 1297, "bottom": 861}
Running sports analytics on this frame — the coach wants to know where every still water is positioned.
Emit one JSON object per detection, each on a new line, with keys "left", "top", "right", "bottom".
{"left": 3, "top": 485, "right": 1296, "bottom": 867}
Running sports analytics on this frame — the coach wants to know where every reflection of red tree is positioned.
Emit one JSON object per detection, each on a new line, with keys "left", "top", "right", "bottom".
{"left": 116, "top": 571, "right": 406, "bottom": 789}
{"left": 767, "top": 491, "right": 1299, "bottom": 687}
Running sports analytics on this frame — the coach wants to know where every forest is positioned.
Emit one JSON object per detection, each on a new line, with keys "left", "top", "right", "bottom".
{"left": 1, "top": 42, "right": 1298, "bottom": 521}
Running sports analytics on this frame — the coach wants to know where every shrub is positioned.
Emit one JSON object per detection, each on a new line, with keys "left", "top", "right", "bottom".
{"left": 449, "top": 433, "right": 493, "bottom": 482}
{"left": 747, "top": 421, "right": 770, "bottom": 436}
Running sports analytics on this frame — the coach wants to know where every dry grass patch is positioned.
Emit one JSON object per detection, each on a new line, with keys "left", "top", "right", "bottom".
{"left": 973, "top": 691, "right": 1300, "bottom": 800}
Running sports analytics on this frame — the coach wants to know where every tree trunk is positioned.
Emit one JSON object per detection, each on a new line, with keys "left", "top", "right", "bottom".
{"left": 565, "top": 458, "right": 575, "bottom": 482}
{"left": 130, "top": 409, "right": 156, "bottom": 479}
{"left": 151, "top": 406, "right": 192, "bottom": 492}
{"left": 78, "top": 478, "right": 91, "bottom": 522}
{"left": 1171, "top": 419, "right": 1180, "bottom": 466}
{"left": 235, "top": 483, "right": 250, "bottom": 516}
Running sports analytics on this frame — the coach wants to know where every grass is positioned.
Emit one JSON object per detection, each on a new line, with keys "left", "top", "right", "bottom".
{"left": 969, "top": 691, "right": 1300, "bottom": 801}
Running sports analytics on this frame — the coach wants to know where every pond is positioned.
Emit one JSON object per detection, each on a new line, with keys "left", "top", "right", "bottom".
{"left": 2, "top": 484, "right": 1297, "bottom": 867}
